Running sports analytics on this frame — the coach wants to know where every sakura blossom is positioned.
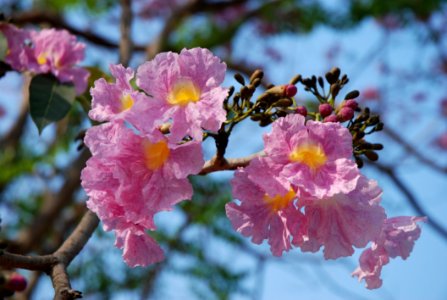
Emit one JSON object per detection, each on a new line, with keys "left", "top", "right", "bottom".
{"left": 353, "top": 216, "right": 426, "bottom": 289}
{"left": 263, "top": 114, "right": 360, "bottom": 199}
{"left": 135, "top": 47, "right": 228, "bottom": 141}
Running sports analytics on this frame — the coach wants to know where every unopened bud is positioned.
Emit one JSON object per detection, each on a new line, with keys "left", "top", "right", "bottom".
{"left": 274, "top": 98, "right": 293, "bottom": 107}
{"left": 338, "top": 107, "right": 355, "bottom": 122}
{"left": 284, "top": 84, "right": 297, "bottom": 97}
{"left": 323, "top": 115, "right": 338, "bottom": 123}
{"left": 295, "top": 106, "right": 307, "bottom": 117}
{"left": 344, "top": 90, "right": 360, "bottom": 100}
{"left": 289, "top": 74, "right": 301, "bottom": 85}
{"left": 250, "top": 69, "right": 264, "bottom": 82}
{"left": 343, "top": 99, "right": 358, "bottom": 110}
{"left": 234, "top": 73, "right": 245, "bottom": 85}
{"left": 319, "top": 103, "right": 333, "bottom": 118}
{"left": 364, "top": 150, "right": 379, "bottom": 161}
{"left": 6, "top": 273, "right": 27, "bottom": 292}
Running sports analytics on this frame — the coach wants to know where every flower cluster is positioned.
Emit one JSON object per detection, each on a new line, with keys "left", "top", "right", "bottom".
{"left": 226, "top": 114, "right": 424, "bottom": 289}
{"left": 81, "top": 48, "right": 228, "bottom": 266}
{"left": 79, "top": 45, "right": 423, "bottom": 289}
{"left": 0, "top": 23, "right": 89, "bottom": 94}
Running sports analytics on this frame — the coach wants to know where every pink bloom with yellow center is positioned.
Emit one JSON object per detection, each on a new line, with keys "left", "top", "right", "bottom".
{"left": 90, "top": 64, "right": 147, "bottom": 122}
{"left": 0, "top": 23, "right": 34, "bottom": 71}
{"left": 263, "top": 114, "right": 360, "bottom": 199}
{"left": 295, "top": 176, "right": 386, "bottom": 259}
{"left": 81, "top": 122, "right": 204, "bottom": 266}
{"left": 134, "top": 47, "right": 228, "bottom": 141}
{"left": 30, "top": 29, "right": 89, "bottom": 94}
{"left": 353, "top": 216, "right": 425, "bottom": 289}
{"left": 226, "top": 158, "right": 303, "bottom": 256}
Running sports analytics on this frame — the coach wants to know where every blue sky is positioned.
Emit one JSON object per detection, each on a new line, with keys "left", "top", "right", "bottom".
{"left": 1, "top": 2, "right": 447, "bottom": 299}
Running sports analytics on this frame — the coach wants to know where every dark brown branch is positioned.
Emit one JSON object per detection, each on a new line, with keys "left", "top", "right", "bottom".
{"left": 119, "top": 0, "right": 133, "bottom": 66}
{"left": 373, "top": 162, "right": 447, "bottom": 241}
{"left": 0, "top": 251, "right": 56, "bottom": 271}
{"left": 383, "top": 126, "right": 447, "bottom": 173}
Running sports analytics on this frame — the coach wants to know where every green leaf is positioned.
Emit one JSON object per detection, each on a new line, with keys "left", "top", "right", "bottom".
{"left": 0, "top": 31, "right": 8, "bottom": 61}
{"left": 29, "top": 74, "right": 76, "bottom": 134}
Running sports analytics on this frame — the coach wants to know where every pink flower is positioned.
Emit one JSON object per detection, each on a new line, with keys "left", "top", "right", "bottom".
{"left": 296, "top": 176, "right": 386, "bottom": 259}
{"left": 226, "top": 158, "right": 303, "bottom": 256}
{"left": 89, "top": 64, "right": 148, "bottom": 122}
{"left": 29, "top": 29, "right": 89, "bottom": 94}
{"left": 115, "top": 223, "right": 164, "bottom": 267}
{"left": 81, "top": 122, "right": 204, "bottom": 266}
{"left": 353, "top": 216, "right": 426, "bottom": 289}
{"left": 135, "top": 48, "right": 228, "bottom": 141}
{"left": 0, "top": 23, "right": 33, "bottom": 71}
{"left": 263, "top": 114, "right": 360, "bottom": 199}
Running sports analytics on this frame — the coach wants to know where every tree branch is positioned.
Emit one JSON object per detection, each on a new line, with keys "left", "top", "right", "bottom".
{"left": 372, "top": 162, "right": 447, "bottom": 241}
{"left": 199, "top": 151, "right": 262, "bottom": 175}
{"left": 0, "top": 251, "right": 55, "bottom": 271}
{"left": 383, "top": 126, "right": 447, "bottom": 173}
{"left": 119, "top": 0, "right": 133, "bottom": 67}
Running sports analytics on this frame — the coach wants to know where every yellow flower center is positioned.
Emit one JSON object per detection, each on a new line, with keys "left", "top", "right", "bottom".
{"left": 120, "top": 94, "right": 134, "bottom": 111}
{"left": 37, "top": 52, "right": 48, "bottom": 65}
{"left": 167, "top": 78, "right": 201, "bottom": 106}
{"left": 143, "top": 139, "right": 170, "bottom": 170}
{"left": 289, "top": 143, "right": 327, "bottom": 171}
{"left": 263, "top": 189, "right": 296, "bottom": 212}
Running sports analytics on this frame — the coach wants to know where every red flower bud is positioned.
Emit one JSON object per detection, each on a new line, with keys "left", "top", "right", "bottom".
{"left": 6, "top": 273, "right": 27, "bottom": 292}
{"left": 323, "top": 115, "right": 338, "bottom": 123}
{"left": 338, "top": 107, "right": 355, "bottom": 122}
{"left": 319, "top": 103, "right": 333, "bottom": 118}
{"left": 284, "top": 84, "right": 297, "bottom": 98}
{"left": 295, "top": 106, "right": 307, "bottom": 117}
{"left": 343, "top": 99, "right": 358, "bottom": 110}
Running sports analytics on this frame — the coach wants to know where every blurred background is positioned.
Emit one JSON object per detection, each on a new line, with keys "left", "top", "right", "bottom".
{"left": 1, "top": 0, "right": 447, "bottom": 299}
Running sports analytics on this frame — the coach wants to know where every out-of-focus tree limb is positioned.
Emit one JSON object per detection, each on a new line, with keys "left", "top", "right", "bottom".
{"left": 119, "top": 0, "right": 133, "bottom": 66}
{"left": 372, "top": 162, "right": 447, "bottom": 241}
{"left": 383, "top": 126, "right": 447, "bottom": 173}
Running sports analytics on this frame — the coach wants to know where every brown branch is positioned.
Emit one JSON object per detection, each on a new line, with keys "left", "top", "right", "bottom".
{"left": 54, "top": 211, "right": 99, "bottom": 266}
{"left": 199, "top": 151, "right": 262, "bottom": 175}
{"left": 119, "top": 0, "right": 133, "bottom": 67}
{"left": 372, "top": 162, "right": 447, "bottom": 241}
{"left": 383, "top": 126, "right": 447, "bottom": 173}
{"left": 0, "top": 251, "right": 56, "bottom": 270}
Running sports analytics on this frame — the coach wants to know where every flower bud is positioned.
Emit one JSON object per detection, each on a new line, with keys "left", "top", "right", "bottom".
{"left": 284, "top": 84, "right": 297, "bottom": 98}
{"left": 319, "top": 103, "right": 333, "bottom": 118}
{"left": 6, "top": 273, "right": 27, "bottom": 292}
{"left": 295, "top": 106, "right": 307, "bottom": 117}
{"left": 338, "top": 107, "right": 355, "bottom": 122}
{"left": 323, "top": 115, "right": 338, "bottom": 123}
{"left": 343, "top": 99, "right": 358, "bottom": 110}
